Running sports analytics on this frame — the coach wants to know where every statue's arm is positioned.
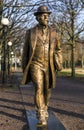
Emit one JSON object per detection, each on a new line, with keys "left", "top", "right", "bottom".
{"left": 22, "top": 30, "right": 30, "bottom": 72}
{"left": 54, "top": 33, "right": 63, "bottom": 71}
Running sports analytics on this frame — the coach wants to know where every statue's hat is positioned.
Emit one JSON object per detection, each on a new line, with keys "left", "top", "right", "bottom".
{"left": 34, "top": 5, "right": 51, "bottom": 16}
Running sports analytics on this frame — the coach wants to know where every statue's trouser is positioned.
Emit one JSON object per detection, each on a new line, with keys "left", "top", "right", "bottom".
{"left": 30, "top": 64, "right": 51, "bottom": 123}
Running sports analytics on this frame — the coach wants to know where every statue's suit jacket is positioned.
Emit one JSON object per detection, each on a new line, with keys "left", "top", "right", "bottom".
{"left": 21, "top": 24, "right": 62, "bottom": 88}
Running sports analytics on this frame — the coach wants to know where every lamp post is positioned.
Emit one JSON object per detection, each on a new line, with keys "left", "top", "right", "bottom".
{"left": 10, "top": 51, "right": 14, "bottom": 72}
{"left": 1, "top": 18, "right": 9, "bottom": 83}
{"left": 7, "top": 41, "right": 12, "bottom": 75}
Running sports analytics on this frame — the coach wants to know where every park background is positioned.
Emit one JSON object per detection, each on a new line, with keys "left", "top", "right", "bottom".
{"left": 0, "top": 0, "right": 84, "bottom": 78}
{"left": 0, "top": 1, "right": 84, "bottom": 130}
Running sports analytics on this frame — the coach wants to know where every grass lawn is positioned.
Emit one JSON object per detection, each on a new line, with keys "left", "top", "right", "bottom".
{"left": 57, "top": 68, "right": 84, "bottom": 77}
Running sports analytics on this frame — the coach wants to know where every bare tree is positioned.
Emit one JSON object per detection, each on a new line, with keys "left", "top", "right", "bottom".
{"left": 1, "top": 0, "right": 84, "bottom": 75}
{"left": 50, "top": 0, "right": 84, "bottom": 77}
{"left": 1, "top": 0, "right": 59, "bottom": 52}
{"left": 0, "top": 0, "right": 3, "bottom": 37}
{"left": 1, "top": 0, "right": 57, "bottom": 71}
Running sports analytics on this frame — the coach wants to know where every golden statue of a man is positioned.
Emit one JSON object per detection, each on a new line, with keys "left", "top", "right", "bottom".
{"left": 21, "top": 5, "right": 62, "bottom": 126}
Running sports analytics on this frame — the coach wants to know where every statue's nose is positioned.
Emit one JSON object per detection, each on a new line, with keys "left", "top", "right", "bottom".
{"left": 44, "top": 15, "right": 48, "bottom": 19}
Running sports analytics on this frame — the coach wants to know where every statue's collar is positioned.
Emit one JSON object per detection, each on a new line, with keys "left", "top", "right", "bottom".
{"left": 37, "top": 24, "right": 49, "bottom": 30}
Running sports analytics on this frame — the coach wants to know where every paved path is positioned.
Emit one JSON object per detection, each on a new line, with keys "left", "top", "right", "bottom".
{"left": 16, "top": 72, "right": 84, "bottom": 130}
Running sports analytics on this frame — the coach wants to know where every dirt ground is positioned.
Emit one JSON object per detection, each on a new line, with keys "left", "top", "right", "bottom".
{"left": 0, "top": 74, "right": 28, "bottom": 130}
{"left": 0, "top": 73, "right": 84, "bottom": 130}
{"left": 51, "top": 77, "right": 84, "bottom": 130}
{"left": 19, "top": 75, "right": 84, "bottom": 130}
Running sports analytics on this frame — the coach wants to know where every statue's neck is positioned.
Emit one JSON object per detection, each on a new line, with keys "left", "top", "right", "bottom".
{"left": 38, "top": 24, "right": 48, "bottom": 29}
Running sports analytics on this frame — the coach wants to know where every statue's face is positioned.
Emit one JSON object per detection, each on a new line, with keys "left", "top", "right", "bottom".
{"left": 37, "top": 13, "right": 49, "bottom": 26}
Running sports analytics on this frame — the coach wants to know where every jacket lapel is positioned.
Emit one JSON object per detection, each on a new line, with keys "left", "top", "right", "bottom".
{"left": 30, "top": 26, "right": 37, "bottom": 51}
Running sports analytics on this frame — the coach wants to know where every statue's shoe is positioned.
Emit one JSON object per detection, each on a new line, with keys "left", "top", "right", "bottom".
{"left": 36, "top": 120, "right": 47, "bottom": 127}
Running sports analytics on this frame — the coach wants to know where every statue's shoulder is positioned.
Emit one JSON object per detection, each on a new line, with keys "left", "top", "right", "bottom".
{"left": 49, "top": 25, "right": 57, "bottom": 38}
{"left": 26, "top": 24, "right": 38, "bottom": 35}
{"left": 49, "top": 25, "right": 57, "bottom": 33}
{"left": 49, "top": 25, "right": 60, "bottom": 39}
{"left": 29, "top": 24, "right": 38, "bottom": 33}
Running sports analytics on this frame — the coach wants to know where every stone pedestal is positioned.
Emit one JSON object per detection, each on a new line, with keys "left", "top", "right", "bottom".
{"left": 26, "top": 110, "right": 66, "bottom": 130}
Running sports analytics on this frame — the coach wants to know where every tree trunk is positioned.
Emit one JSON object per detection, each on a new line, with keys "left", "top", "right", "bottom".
{"left": 0, "top": 1, "right": 3, "bottom": 21}
{"left": 81, "top": 55, "right": 84, "bottom": 68}
{"left": 71, "top": 44, "right": 75, "bottom": 77}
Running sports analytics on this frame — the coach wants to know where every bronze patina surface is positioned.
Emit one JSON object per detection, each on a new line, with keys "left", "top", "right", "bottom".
{"left": 21, "top": 5, "right": 62, "bottom": 126}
